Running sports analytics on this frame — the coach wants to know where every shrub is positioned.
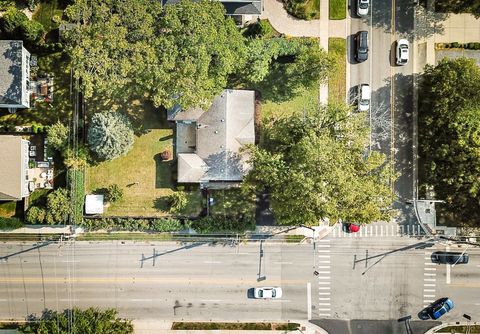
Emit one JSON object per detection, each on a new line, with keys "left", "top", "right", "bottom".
{"left": 451, "top": 42, "right": 460, "bottom": 48}
{"left": 106, "top": 184, "right": 123, "bottom": 203}
{"left": 189, "top": 215, "right": 255, "bottom": 234}
{"left": 45, "top": 188, "right": 71, "bottom": 225}
{"left": 47, "top": 121, "right": 69, "bottom": 151}
{"left": 26, "top": 206, "right": 46, "bottom": 224}
{"left": 0, "top": 217, "right": 24, "bottom": 230}
{"left": 87, "top": 112, "right": 135, "bottom": 161}
{"left": 150, "top": 218, "right": 184, "bottom": 232}
{"left": 168, "top": 191, "right": 188, "bottom": 213}
{"left": 0, "top": 7, "right": 28, "bottom": 35}
{"left": 68, "top": 170, "right": 85, "bottom": 224}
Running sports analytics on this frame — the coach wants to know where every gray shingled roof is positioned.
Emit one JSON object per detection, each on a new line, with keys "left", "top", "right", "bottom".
{"left": 175, "top": 89, "right": 255, "bottom": 183}
{"left": 0, "top": 40, "right": 24, "bottom": 106}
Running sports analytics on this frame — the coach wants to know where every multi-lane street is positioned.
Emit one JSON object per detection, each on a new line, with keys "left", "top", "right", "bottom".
{"left": 348, "top": 0, "right": 416, "bottom": 226}
{"left": 0, "top": 227, "right": 478, "bottom": 328}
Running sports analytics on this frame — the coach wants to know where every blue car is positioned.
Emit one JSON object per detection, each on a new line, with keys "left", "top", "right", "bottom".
{"left": 429, "top": 298, "right": 454, "bottom": 320}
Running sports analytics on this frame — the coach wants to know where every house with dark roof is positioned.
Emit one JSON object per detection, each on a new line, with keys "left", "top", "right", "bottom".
{"left": 0, "top": 40, "right": 31, "bottom": 111}
{"left": 162, "top": 0, "right": 262, "bottom": 25}
{"left": 0, "top": 136, "right": 30, "bottom": 201}
{"left": 168, "top": 89, "right": 255, "bottom": 188}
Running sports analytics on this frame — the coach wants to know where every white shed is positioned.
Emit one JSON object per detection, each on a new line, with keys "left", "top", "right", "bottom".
{"left": 85, "top": 194, "right": 104, "bottom": 215}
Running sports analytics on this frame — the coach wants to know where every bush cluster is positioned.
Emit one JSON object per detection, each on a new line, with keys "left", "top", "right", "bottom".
{"left": 0, "top": 7, "right": 45, "bottom": 44}
{"left": 189, "top": 215, "right": 255, "bottom": 234}
{"left": 0, "top": 217, "right": 24, "bottom": 230}
{"left": 80, "top": 217, "right": 186, "bottom": 232}
{"left": 440, "top": 42, "right": 480, "bottom": 50}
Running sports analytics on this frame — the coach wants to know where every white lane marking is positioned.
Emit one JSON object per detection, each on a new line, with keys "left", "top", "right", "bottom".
{"left": 425, "top": 267, "right": 436, "bottom": 271}
{"left": 424, "top": 273, "right": 436, "bottom": 276}
{"left": 318, "top": 261, "right": 331, "bottom": 263}
{"left": 424, "top": 283, "right": 436, "bottom": 287}
{"left": 424, "top": 299, "right": 435, "bottom": 303}
{"left": 203, "top": 261, "right": 221, "bottom": 264}
{"left": 317, "top": 276, "right": 330, "bottom": 279}
{"left": 316, "top": 271, "right": 331, "bottom": 274}
{"left": 319, "top": 313, "right": 331, "bottom": 317}
{"left": 425, "top": 262, "right": 436, "bottom": 266}
{"left": 475, "top": 303, "right": 480, "bottom": 306}
{"left": 375, "top": 225, "right": 378, "bottom": 235}
{"left": 424, "top": 289, "right": 435, "bottom": 292}
{"left": 446, "top": 245, "right": 451, "bottom": 284}
{"left": 318, "top": 266, "right": 330, "bottom": 269}
{"left": 423, "top": 295, "right": 435, "bottom": 298}
{"left": 318, "top": 308, "right": 331, "bottom": 311}
{"left": 318, "top": 250, "right": 331, "bottom": 253}
{"left": 424, "top": 257, "right": 431, "bottom": 260}
{"left": 274, "top": 262, "right": 293, "bottom": 265}
{"left": 318, "top": 239, "right": 331, "bottom": 243}
{"left": 318, "top": 287, "right": 331, "bottom": 290}
{"left": 424, "top": 251, "right": 432, "bottom": 255}
{"left": 319, "top": 298, "right": 331, "bottom": 301}
{"left": 407, "top": 225, "right": 411, "bottom": 234}
{"left": 307, "top": 282, "right": 312, "bottom": 320}
{"left": 380, "top": 225, "right": 384, "bottom": 236}
{"left": 131, "top": 298, "right": 153, "bottom": 302}
{"left": 424, "top": 278, "right": 436, "bottom": 282}
{"left": 319, "top": 292, "right": 331, "bottom": 295}
{"left": 319, "top": 303, "right": 331, "bottom": 306}
{"left": 317, "top": 244, "right": 331, "bottom": 248}
{"left": 318, "top": 282, "right": 331, "bottom": 285}
{"left": 318, "top": 255, "right": 331, "bottom": 258}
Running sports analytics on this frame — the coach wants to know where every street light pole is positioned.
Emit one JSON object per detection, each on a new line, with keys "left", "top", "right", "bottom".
{"left": 300, "top": 225, "right": 317, "bottom": 275}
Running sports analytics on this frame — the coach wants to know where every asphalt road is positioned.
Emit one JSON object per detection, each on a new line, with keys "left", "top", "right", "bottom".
{"left": 0, "top": 236, "right": 478, "bottom": 328}
{"left": 348, "top": 0, "right": 416, "bottom": 226}
{"left": 0, "top": 240, "right": 313, "bottom": 321}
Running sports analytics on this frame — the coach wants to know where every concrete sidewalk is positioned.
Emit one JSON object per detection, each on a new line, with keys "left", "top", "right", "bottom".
{"left": 132, "top": 320, "right": 329, "bottom": 334}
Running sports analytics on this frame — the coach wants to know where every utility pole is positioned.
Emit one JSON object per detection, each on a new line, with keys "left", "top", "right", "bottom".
{"left": 463, "top": 314, "right": 472, "bottom": 334}
{"left": 398, "top": 315, "right": 413, "bottom": 334}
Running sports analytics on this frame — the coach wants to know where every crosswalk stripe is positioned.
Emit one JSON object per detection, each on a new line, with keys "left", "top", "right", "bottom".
{"left": 319, "top": 313, "right": 331, "bottom": 317}
{"left": 319, "top": 298, "right": 331, "bottom": 301}
{"left": 319, "top": 292, "right": 331, "bottom": 295}
{"left": 318, "top": 282, "right": 330, "bottom": 285}
{"left": 424, "top": 273, "right": 436, "bottom": 276}
{"left": 318, "top": 250, "right": 331, "bottom": 253}
{"left": 318, "top": 287, "right": 331, "bottom": 290}
{"left": 424, "top": 278, "right": 436, "bottom": 282}
{"left": 318, "top": 308, "right": 331, "bottom": 311}
{"left": 317, "top": 271, "right": 331, "bottom": 274}
{"left": 317, "top": 276, "right": 330, "bottom": 280}
{"left": 425, "top": 267, "right": 436, "bottom": 271}
{"left": 424, "top": 289, "right": 435, "bottom": 292}
{"left": 318, "top": 255, "right": 331, "bottom": 258}
{"left": 318, "top": 244, "right": 331, "bottom": 248}
{"left": 424, "top": 295, "right": 435, "bottom": 298}
{"left": 318, "top": 239, "right": 331, "bottom": 243}
{"left": 318, "top": 261, "right": 331, "bottom": 263}
{"left": 317, "top": 266, "right": 330, "bottom": 269}
{"left": 425, "top": 263, "right": 436, "bottom": 266}
{"left": 424, "top": 283, "right": 436, "bottom": 287}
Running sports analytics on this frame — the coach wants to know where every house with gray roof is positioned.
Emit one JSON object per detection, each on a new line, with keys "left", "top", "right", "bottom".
{"left": 168, "top": 89, "right": 255, "bottom": 188}
{"left": 0, "top": 136, "right": 30, "bottom": 201}
{"left": 162, "top": 0, "right": 262, "bottom": 25}
{"left": 0, "top": 40, "right": 31, "bottom": 111}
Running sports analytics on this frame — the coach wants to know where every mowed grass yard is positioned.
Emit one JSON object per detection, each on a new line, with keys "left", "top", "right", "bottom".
{"left": 329, "top": 0, "right": 346, "bottom": 19}
{"left": 328, "top": 38, "right": 347, "bottom": 104}
{"left": 86, "top": 128, "right": 175, "bottom": 217}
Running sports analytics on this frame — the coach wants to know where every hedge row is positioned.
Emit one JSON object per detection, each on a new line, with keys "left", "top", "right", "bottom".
{"left": 0, "top": 217, "right": 24, "bottom": 230}
{"left": 68, "top": 169, "right": 85, "bottom": 224}
{"left": 439, "top": 42, "right": 480, "bottom": 50}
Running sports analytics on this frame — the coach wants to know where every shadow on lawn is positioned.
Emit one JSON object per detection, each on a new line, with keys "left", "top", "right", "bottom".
{"left": 154, "top": 153, "right": 173, "bottom": 189}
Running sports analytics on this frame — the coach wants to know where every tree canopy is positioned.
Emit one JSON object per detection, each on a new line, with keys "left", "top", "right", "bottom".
{"left": 65, "top": 0, "right": 246, "bottom": 109}
{"left": 0, "top": 7, "right": 45, "bottom": 43}
{"left": 19, "top": 307, "right": 133, "bottom": 334}
{"left": 87, "top": 112, "right": 134, "bottom": 161}
{"left": 435, "top": 0, "right": 480, "bottom": 17}
{"left": 47, "top": 121, "right": 69, "bottom": 151}
{"left": 243, "top": 104, "right": 395, "bottom": 226}
{"left": 419, "top": 57, "right": 480, "bottom": 226}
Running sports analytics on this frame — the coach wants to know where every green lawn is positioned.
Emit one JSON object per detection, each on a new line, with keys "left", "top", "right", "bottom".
{"left": 283, "top": 0, "right": 320, "bottom": 20}
{"left": 329, "top": 0, "right": 346, "bottom": 19}
{"left": 0, "top": 201, "right": 16, "bottom": 218}
{"left": 328, "top": 38, "right": 347, "bottom": 104}
{"left": 86, "top": 106, "right": 202, "bottom": 217}
{"left": 33, "top": 0, "right": 64, "bottom": 33}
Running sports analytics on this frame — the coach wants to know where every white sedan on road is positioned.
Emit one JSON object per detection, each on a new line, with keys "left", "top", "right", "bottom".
{"left": 253, "top": 287, "right": 283, "bottom": 299}
{"left": 396, "top": 39, "right": 409, "bottom": 65}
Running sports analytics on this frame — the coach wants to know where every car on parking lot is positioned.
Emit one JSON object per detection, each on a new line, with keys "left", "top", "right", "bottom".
{"left": 357, "top": 84, "right": 370, "bottom": 111}
{"left": 354, "top": 31, "right": 369, "bottom": 63}
{"left": 357, "top": 0, "right": 370, "bottom": 16}
{"left": 428, "top": 298, "right": 454, "bottom": 320}
{"left": 396, "top": 39, "right": 409, "bottom": 65}
{"left": 431, "top": 251, "right": 469, "bottom": 265}
{"left": 253, "top": 287, "right": 282, "bottom": 299}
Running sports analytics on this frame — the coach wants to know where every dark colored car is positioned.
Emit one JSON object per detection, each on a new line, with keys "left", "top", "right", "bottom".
{"left": 354, "top": 31, "right": 369, "bottom": 62}
{"left": 431, "top": 251, "right": 469, "bottom": 265}
{"left": 428, "top": 298, "right": 454, "bottom": 320}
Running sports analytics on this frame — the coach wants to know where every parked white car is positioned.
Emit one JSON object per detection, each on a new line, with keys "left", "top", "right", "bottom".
{"left": 253, "top": 287, "right": 283, "bottom": 299}
{"left": 357, "top": 0, "right": 370, "bottom": 16}
{"left": 396, "top": 39, "right": 409, "bottom": 65}
{"left": 358, "top": 84, "right": 370, "bottom": 112}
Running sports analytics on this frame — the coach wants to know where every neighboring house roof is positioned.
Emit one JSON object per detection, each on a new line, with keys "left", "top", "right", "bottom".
{"left": 85, "top": 195, "right": 104, "bottom": 215}
{"left": 161, "top": 0, "right": 262, "bottom": 15}
{"left": 0, "top": 40, "right": 29, "bottom": 108}
{"left": 172, "top": 89, "right": 255, "bottom": 183}
{"left": 0, "top": 136, "right": 28, "bottom": 201}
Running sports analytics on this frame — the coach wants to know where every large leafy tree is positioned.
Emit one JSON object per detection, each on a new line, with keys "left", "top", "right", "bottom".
{"left": 435, "top": 0, "right": 480, "bottom": 17}
{"left": 149, "top": 0, "right": 247, "bottom": 109}
{"left": 419, "top": 57, "right": 480, "bottom": 226}
{"left": 19, "top": 308, "right": 133, "bottom": 334}
{"left": 87, "top": 112, "right": 134, "bottom": 161}
{"left": 243, "top": 104, "right": 395, "bottom": 226}
{"left": 65, "top": 0, "right": 246, "bottom": 109}
{"left": 45, "top": 188, "right": 71, "bottom": 225}
{"left": 47, "top": 121, "right": 69, "bottom": 151}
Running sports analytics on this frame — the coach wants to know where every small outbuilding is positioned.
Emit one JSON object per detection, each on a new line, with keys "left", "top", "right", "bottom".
{"left": 85, "top": 194, "right": 104, "bottom": 215}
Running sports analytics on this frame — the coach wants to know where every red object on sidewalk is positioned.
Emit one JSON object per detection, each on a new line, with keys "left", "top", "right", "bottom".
{"left": 348, "top": 223, "right": 360, "bottom": 233}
